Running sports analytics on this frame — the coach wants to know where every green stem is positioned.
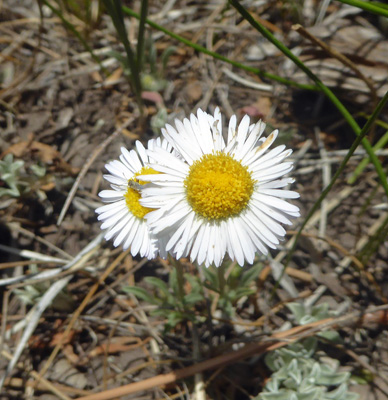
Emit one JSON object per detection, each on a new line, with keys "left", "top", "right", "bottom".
{"left": 217, "top": 263, "right": 226, "bottom": 297}
{"left": 175, "top": 260, "right": 185, "bottom": 307}
{"left": 121, "top": 6, "right": 317, "bottom": 91}
{"left": 284, "top": 89, "right": 388, "bottom": 269}
{"left": 271, "top": 89, "right": 388, "bottom": 296}
{"left": 103, "top": 0, "right": 143, "bottom": 115}
{"left": 348, "top": 128, "right": 388, "bottom": 184}
{"left": 230, "top": 0, "right": 388, "bottom": 199}
{"left": 335, "top": 0, "right": 388, "bottom": 17}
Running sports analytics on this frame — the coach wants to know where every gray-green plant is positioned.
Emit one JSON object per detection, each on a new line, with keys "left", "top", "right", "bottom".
{"left": 286, "top": 302, "right": 342, "bottom": 343}
{"left": 150, "top": 107, "right": 168, "bottom": 135}
{"left": 0, "top": 154, "right": 26, "bottom": 197}
{"left": 256, "top": 302, "right": 359, "bottom": 399}
{"left": 0, "top": 154, "right": 47, "bottom": 198}
{"left": 14, "top": 265, "right": 74, "bottom": 312}
{"left": 257, "top": 337, "right": 359, "bottom": 400}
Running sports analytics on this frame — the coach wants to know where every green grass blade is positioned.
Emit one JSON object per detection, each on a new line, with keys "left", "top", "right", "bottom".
{"left": 348, "top": 128, "right": 388, "bottom": 184}
{"left": 335, "top": 0, "right": 388, "bottom": 17}
{"left": 230, "top": 0, "right": 388, "bottom": 198}
{"left": 102, "top": 0, "right": 143, "bottom": 112}
{"left": 137, "top": 0, "right": 148, "bottom": 72}
{"left": 121, "top": 6, "right": 318, "bottom": 91}
{"left": 42, "top": 0, "right": 106, "bottom": 73}
{"left": 359, "top": 214, "right": 388, "bottom": 264}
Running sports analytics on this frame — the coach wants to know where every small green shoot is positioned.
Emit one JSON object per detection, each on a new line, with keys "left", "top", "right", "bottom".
{"left": 123, "top": 269, "right": 205, "bottom": 332}
{"left": 202, "top": 262, "right": 262, "bottom": 317}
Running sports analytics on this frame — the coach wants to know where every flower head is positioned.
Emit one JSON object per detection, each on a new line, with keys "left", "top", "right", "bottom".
{"left": 96, "top": 138, "right": 170, "bottom": 259}
{"left": 139, "top": 108, "right": 300, "bottom": 267}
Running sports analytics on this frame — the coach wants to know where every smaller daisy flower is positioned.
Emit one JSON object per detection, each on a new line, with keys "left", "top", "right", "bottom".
{"left": 139, "top": 108, "right": 300, "bottom": 267}
{"left": 96, "top": 138, "right": 169, "bottom": 259}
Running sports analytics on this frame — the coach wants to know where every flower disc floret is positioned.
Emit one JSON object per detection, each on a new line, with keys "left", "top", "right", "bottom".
{"left": 125, "top": 167, "right": 158, "bottom": 219}
{"left": 184, "top": 152, "right": 254, "bottom": 220}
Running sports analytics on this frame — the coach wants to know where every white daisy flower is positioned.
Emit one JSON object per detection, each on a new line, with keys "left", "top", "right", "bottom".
{"left": 96, "top": 138, "right": 170, "bottom": 259}
{"left": 139, "top": 108, "right": 300, "bottom": 267}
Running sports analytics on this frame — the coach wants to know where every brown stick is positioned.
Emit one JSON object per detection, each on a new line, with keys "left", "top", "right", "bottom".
{"left": 293, "top": 24, "right": 378, "bottom": 107}
{"left": 75, "top": 304, "right": 388, "bottom": 400}
{"left": 76, "top": 340, "right": 283, "bottom": 400}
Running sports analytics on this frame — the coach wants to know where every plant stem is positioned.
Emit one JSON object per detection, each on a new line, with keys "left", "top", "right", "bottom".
{"left": 348, "top": 128, "right": 388, "bottom": 184}
{"left": 284, "top": 89, "right": 388, "bottom": 268}
{"left": 175, "top": 260, "right": 185, "bottom": 307}
{"left": 335, "top": 0, "right": 388, "bottom": 17}
{"left": 217, "top": 263, "right": 226, "bottom": 298}
{"left": 137, "top": 0, "right": 148, "bottom": 72}
{"left": 102, "top": 0, "right": 144, "bottom": 115}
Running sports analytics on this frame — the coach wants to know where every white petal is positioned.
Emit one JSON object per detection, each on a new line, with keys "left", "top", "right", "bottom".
{"left": 259, "top": 178, "right": 295, "bottom": 189}
{"left": 99, "top": 190, "right": 125, "bottom": 200}
{"left": 227, "top": 114, "right": 237, "bottom": 144}
{"left": 226, "top": 220, "right": 245, "bottom": 266}
{"left": 120, "top": 147, "right": 142, "bottom": 172}
{"left": 123, "top": 218, "right": 140, "bottom": 249}
{"left": 234, "top": 115, "right": 250, "bottom": 152}
{"left": 166, "top": 218, "right": 189, "bottom": 252}
{"left": 164, "top": 124, "right": 196, "bottom": 163}
{"left": 96, "top": 200, "right": 125, "bottom": 214}
{"left": 175, "top": 215, "right": 202, "bottom": 259}
{"left": 254, "top": 193, "right": 300, "bottom": 215}
{"left": 131, "top": 223, "right": 146, "bottom": 256}
{"left": 197, "top": 222, "right": 211, "bottom": 266}
{"left": 233, "top": 219, "right": 255, "bottom": 264}
{"left": 104, "top": 215, "right": 133, "bottom": 240}
{"left": 97, "top": 202, "right": 127, "bottom": 221}
{"left": 105, "top": 161, "right": 131, "bottom": 179}
{"left": 259, "top": 189, "right": 300, "bottom": 199}
{"left": 252, "top": 163, "right": 293, "bottom": 182}
{"left": 251, "top": 201, "right": 293, "bottom": 226}
{"left": 249, "top": 130, "right": 279, "bottom": 163}
{"left": 243, "top": 207, "right": 280, "bottom": 244}
{"left": 237, "top": 120, "right": 266, "bottom": 162}
{"left": 190, "top": 223, "right": 206, "bottom": 263}
{"left": 135, "top": 141, "right": 148, "bottom": 165}
{"left": 103, "top": 174, "right": 127, "bottom": 186}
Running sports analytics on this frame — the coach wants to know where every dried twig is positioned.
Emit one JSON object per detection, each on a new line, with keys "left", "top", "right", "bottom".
{"left": 74, "top": 304, "right": 388, "bottom": 400}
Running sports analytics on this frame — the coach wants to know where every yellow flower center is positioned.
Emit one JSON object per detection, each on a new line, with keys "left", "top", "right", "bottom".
{"left": 124, "top": 167, "right": 158, "bottom": 219}
{"left": 184, "top": 152, "right": 255, "bottom": 220}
